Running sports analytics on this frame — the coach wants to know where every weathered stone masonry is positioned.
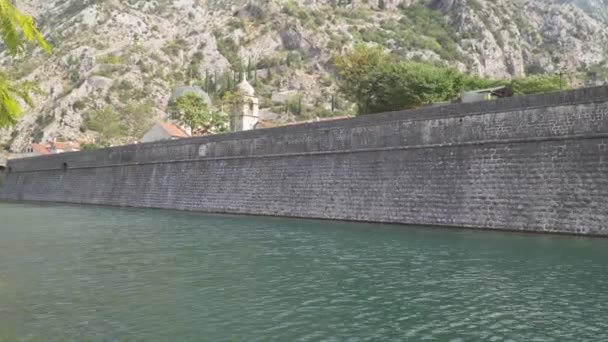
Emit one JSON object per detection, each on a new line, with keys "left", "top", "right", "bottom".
{"left": 1, "top": 86, "right": 608, "bottom": 235}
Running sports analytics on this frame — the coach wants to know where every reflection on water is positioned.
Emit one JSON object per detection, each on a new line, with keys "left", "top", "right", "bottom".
{"left": 0, "top": 202, "right": 607, "bottom": 340}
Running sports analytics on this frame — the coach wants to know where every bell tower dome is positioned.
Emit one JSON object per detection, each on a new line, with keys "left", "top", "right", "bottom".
{"left": 232, "top": 76, "right": 259, "bottom": 131}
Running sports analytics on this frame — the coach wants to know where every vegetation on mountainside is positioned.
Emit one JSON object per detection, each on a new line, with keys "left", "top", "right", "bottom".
{"left": 357, "top": 4, "right": 461, "bottom": 61}
{"left": 0, "top": 0, "right": 50, "bottom": 127}
{"left": 1, "top": 0, "right": 602, "bottom": 151}
{"left": 85, "top": 106, "right": 125, "bottom": 145}
{"left": 169, "top": 93, "right": 229, "bottom": 134}
{"left": 334, "top": 45, "right": 566, "bottom": 115}
{"left": 84, "top": 101, "right": 155, "bottom": 146}
{"left": 214, "top": 31, "right": 243, "bottom": 72}
{"left": 123, "top": 100, "right": 155, "bottom": 139}
{"left": 509, "top": 75, "right": 566, "bottom": 95}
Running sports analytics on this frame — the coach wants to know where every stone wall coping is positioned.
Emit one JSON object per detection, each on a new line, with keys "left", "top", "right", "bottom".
{"left": 10, "top": 132, "right": 608, "bottom": 174}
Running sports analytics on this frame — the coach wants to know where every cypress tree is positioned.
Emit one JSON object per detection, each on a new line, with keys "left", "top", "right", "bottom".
{"left": 247, "top": 56, "right": 253, "bottom": 80}
{"left": 204, "top": 69, "right": 209, "bottom": 91}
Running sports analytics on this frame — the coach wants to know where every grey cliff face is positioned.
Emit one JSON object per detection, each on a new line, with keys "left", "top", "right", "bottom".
{"left": 430, "top": 0, "right": 456, "bottom": 13}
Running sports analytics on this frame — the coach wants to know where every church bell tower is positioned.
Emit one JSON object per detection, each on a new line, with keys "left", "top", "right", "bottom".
{"left": 231, "top": 76, "right": 259, "bottom": 131}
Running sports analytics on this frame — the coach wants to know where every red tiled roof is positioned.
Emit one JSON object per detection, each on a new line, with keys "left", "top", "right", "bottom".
{"left": 158, "top": 122, "right": 189, "bottom": 138}
{"left": 31, "top": 143, "right": 51, "bottom": 155}
{"left": 53, "top": 141, "right": 81, "bottom": 151}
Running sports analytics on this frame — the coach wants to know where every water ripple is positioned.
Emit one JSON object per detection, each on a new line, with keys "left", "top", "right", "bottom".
{"left": 1, "top": 203, "right": 607, "bottom": 341}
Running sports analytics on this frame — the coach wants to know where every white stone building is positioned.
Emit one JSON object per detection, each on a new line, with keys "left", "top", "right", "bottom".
{"left": 231, "top": 76, "right": 259, "bottom": 132}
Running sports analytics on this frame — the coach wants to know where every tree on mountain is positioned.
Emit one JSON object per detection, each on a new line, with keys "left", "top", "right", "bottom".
{"left": 334, "top": 44, "right": 567, "bottom": 115}
{"left": 334, "top": 45, "right": 465, "bottom": 113}
{"left": 510, "top": 75, "right": 564, "bottom": 95}
{"left": 123, "top": 100, "right": 155, "bottom": 140}
{"left": 85, "top": 106, "right": 125, "bottom": 145}
{"left": 169, "top": 93, "right": 228, "bottom": 134}
{"left": 372, "top": 61, "right": 464, "bottom": 112}
{"left": 333, "top": 44, "right": 387, "bottom": 115}
{"left": 0, "top": 0, "right": 51, "bottom": 127}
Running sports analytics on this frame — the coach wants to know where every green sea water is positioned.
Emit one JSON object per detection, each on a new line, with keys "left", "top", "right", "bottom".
{"left": 0, "top": 202, "right": 607, "bottom": 341}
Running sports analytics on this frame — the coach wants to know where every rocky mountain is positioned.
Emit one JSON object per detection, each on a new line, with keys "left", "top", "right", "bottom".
{"left": 1, "top": 0, "right": 607, "bottom": 152}
{"left": 565, "top": 0, "right": 608, "bottom": 23}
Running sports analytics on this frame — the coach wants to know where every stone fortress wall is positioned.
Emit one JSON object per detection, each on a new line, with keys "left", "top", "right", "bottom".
{"left": 1, "top": 86, "right": 607, "bottom": 235}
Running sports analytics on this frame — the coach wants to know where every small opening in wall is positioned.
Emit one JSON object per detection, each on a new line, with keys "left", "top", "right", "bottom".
{"left": 62, "top": 162, "right": 68, "bottom": 171}
{"left": 459, "top": 118, "right": 463, "bottom": 123}
{"left": 7, "top": 167, "right": 12, "bottom": 174}
{"left": 0, "top": 166, "right": 5, "bottom": 173}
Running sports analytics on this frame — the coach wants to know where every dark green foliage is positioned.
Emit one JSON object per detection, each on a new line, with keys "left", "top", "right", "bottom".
{"left": 333, "top": 45, "right": 388, "bottom": 114}
{"left": 400, "top": 5, "right": 461, "bottom": 60}
{"left": 69, "top": 70, "right": 81, "bottom": 84}
{"left": 337, "top": 8, "right": 369, "bottom": 21}
{"left": 169, "top": 93, "right": 228, "bottom": 133}
{"left": 81, "top": 143, "right": 105, "bottom": 150}
{"left": 118, "top": 80, "right": 133, "bottom": 91}
{"left": 244, "top": 3, "right": 267, "bottom": 22}
{"left": 137, "top": 60, "right": 152, "bottom": 74}
{"left": 35, "top": 113, "right": 54, "bottom": 127}
{"left": 162, "top": 38, "right": 189, "bottom": 57}
{"left": 113, "top": 80, "right": 146, "bottom": 103}
{"left": 256, "top": 56, "right": 282, "bottom": 69}
{"left": 93, "top": 64, "right": 125, "bottom": 78}
{"left": 281, "top": 0, "right": 320, "bottom": 27}
{"left": 286, "top": 52, "right": 302, "bottom": 68}
{"left": 370, "top": 62, "right": 463, "bottom": 112}
{"left": 525, "top": 63, "right": 547, "bottom": 75}
{"left": 97, "top": 54, "right": 121, "bottom": 64}
{"left": 72, "top": 100, "right": 86, "bottom": 111}
{"left": 202, "top": 69, "right": 221, "bottom": 95}
{"left": 327, "top": 33, "right": 350, "bottom": 50}
{"left": 359, "top": 27, "right": 390, "bottom": 45}
{"left": 186, "top": 60, "right": 201, "bottom": 84}
{"left": 122, "top": 100, "right": 155, "bottom": 139}
{"left": 285, "top": 94, "right": 304, "bottom": 115}
{"left": 215, "top": 34, "right": 242, "bottom": 71}
{"left": 334, "top": 45, "right": 566, "bottom": 115}
{"left": 192, "top": 51, "right": 204, "bottom": 62}
{"left": 85, "top": 99, "right": 156, "bottom": 143}
{"left": 226, "top": 18, "right": 245, "bottom": 31}
{"left": 358, "top": 4, "right": 462, "bottom": 61}
{"left": 247, "top": 56, "right": 253, "bottom": 79}
{"left": 85, "top": 106, "right": 125, "bottom": 143}
{"left": 510, "top": 75, "right": 564, "bottom": 95}
{"left": 266, "top": 67, "right": 272, "bottom": 82}
{"left": 282, "top": 1, "right": 309, "bottom": 21}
